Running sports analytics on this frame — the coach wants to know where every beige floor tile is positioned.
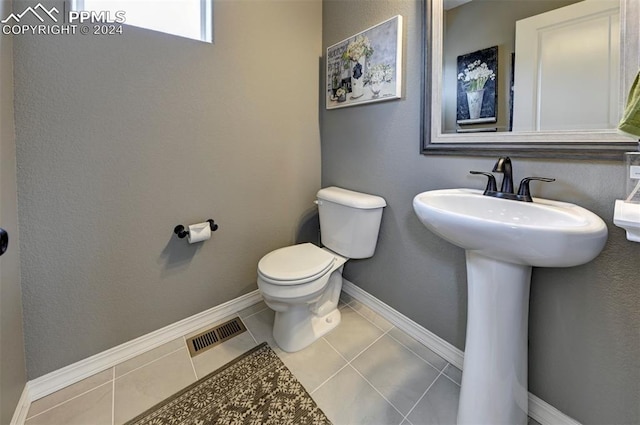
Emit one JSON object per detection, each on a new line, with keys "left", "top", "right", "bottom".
{"left": 312, "top": 365, "right": 404, "bottom": 425}
{"left": 236, "top": 301, "right": 268, "bottom": 318}
{"left": 279, "top": 337, "right": 347, "bottom": 392}
{"left": 352, "top": 334, "right": 441, "bottom": 415}
{"left": 324, "top": 306, "right": 384, "bottom": 361}
{"left": 387, "top": 327, "right": 449, "bottom": 371}
{"left": 191, "top": 331, "right": 258, "bottom": 379}
{"left": 348, "top": 300, "right": 394, "bottom": 331}
{"left": 114, "top": 347, "right": 196, "bottom": 424}
{"left": 115, "top": 338, "right": 185, "bottom": 378}
{"left": 25, "top": 302, "right": 470, "bottom": 425}
{"left": 242, "top": 307, "right": 280, "bottom": 350}
{"left": 339, "top": 291, "right": 354, "bottom": 305}
{"left": 407, "top": 374, "right": 460, "bottom": 425}
{"left": 26, "top": 382, "right": 112, "bottom": 425}
{"left": 27, "top": 368, "right": 113, "bottom": 419}
{"left": 442, "top": 363, "right": 462, "bottom": 385}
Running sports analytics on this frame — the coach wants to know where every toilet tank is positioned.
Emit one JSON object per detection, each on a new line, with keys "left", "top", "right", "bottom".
{"left": 316, "top": 186, "right": 386, "bottom": 259}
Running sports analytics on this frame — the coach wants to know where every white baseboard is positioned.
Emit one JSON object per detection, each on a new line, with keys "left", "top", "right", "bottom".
{"left": 9, "top": 383, "right": 31, "bottom": 425}
{"left": 341, "top": 279, "right": 582, "bottom": 425}
{"left": 13, "top": 281, "right": 581, "bottom": 425}
{"left": 341, "top": 280, "right": 465, "bottom": 369}
{"left": 27, "top": 290, "right": 262, "bottom": 402}
{"left": 528, "top": 395, "right": 582, "bottom": 425}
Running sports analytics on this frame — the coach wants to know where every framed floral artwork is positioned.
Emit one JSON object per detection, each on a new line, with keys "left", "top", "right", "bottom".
{"left": 456, "top": 46, "right": 498, "bottom": 125}
{"left": 326, "top": 16, "right": 403, "bottom": 109}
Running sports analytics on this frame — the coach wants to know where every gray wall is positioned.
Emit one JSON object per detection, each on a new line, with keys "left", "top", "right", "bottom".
{"left": 322, "top": 1, "right": 639, "bottom": 424}
{"left": 442, "top": 0, "right": 578, "bottom": 132}
{"left": 14, "top": 0, "right": 323, "bottom": 379}
{"left": 0, "top": 0, "right": 27, "bottom": 422}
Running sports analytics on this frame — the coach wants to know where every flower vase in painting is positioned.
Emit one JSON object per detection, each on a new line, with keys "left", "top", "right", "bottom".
{"left": 364, "top": 63, "right": 394, "bottom": 99}
{"left": 457, "top": 57, "right": 496, "bottom": 121}
{"left": 343, "top": 35, "right": 373, "bottom": 100}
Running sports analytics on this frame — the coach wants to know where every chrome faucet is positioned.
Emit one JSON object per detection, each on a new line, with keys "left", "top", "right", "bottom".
{"left": 470, "top": 156, "right": 555, "bottom": 202}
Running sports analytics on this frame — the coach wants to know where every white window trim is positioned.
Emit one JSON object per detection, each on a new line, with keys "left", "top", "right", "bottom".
{"left": 72, "top": 0, "right": 212, "bottom": 43}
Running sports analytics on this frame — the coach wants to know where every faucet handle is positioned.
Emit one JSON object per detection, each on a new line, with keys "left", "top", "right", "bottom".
{"left": 470, "top": 171, "right": 497, "bottom": 194}
{"left": 517, "top": 177, "right": 556, "bottom": 202}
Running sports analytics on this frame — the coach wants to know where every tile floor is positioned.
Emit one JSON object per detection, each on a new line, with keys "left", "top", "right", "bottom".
{"left": 24, "top": 293, "right": 541, "bottom": 425}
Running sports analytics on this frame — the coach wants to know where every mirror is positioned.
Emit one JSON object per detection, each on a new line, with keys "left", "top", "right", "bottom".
{"left": 422, "top": 0, "right": 640, "bottom": 159}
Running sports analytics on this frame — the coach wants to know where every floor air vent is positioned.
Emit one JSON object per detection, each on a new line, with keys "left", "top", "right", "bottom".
{"left": 186, "top": 317, "right": 247, "bottom": 357}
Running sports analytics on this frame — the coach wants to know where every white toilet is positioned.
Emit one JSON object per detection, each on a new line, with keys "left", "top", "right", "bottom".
{"left": 257, "top": 186, "right": 386, "bottom": 352}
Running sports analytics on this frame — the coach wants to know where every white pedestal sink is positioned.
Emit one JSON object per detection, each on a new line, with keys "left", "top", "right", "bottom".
{"left": 413, "top": 189, "right": 607, "bottom": 425}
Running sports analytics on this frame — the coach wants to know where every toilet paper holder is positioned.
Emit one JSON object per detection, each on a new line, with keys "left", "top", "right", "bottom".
{"left": 174, "top": 219, "right": 219, "bottom": 239}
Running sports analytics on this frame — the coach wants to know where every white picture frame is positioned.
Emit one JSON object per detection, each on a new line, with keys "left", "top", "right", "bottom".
{"left": 326, "top": 15, "right": 403, "bottom": 109}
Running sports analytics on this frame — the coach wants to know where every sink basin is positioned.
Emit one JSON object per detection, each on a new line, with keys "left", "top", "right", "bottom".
{"left": 413, "top": 188, "right": 607, "bottom": 267}
{"left": 412, "top": 188, "right": 607, "bottom": 425}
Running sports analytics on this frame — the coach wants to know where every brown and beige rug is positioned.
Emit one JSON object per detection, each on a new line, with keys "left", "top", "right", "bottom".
{"left": 125, "top": 342, "right": 332, "bottom": 425}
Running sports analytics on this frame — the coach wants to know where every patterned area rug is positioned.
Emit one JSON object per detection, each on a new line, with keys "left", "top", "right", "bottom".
{"left": 125, "top": 342, "right": 332, "bottom": 425}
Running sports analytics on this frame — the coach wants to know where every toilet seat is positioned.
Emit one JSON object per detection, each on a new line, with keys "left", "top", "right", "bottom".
{"left": 257, "top": 243, "right": 335, "bottom": 286}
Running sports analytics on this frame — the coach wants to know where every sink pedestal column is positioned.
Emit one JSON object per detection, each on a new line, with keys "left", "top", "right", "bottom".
{"left": 457, "top": 251, "right": 531, "bottom": 425}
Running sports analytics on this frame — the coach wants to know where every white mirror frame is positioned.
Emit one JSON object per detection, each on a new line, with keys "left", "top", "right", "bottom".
{"left": 421, "top": 0, "right": 640, "bottom": 159}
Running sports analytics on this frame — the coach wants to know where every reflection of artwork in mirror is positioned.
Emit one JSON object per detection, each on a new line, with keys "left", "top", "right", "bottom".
{"left": 424, "top": 0, "right": 639, "bottom": 158}
{"left": 326, "top": 15, "right": 403, "bottom": 110}
{"left": 456, "top": 46, "right": 497, "bottom": 126}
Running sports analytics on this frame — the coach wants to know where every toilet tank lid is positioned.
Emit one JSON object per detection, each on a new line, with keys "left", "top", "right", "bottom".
{"left": 317, "top": 186, "right": 386, "bottom": 209}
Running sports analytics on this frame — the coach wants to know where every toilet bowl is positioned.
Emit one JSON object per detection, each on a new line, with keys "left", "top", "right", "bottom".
{"left": 257, "top": 243, "right": 347, "bottom": 352}
{"left": 256, "top": 186, "right": 386, "bottom": 352}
